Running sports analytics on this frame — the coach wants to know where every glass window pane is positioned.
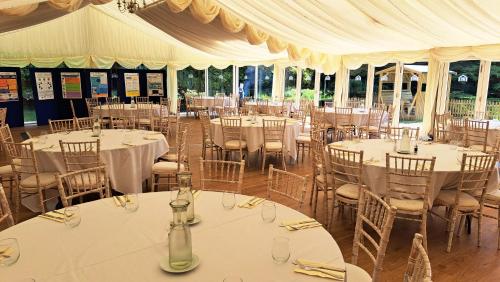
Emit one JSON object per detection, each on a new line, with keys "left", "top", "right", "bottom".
{"left": 349, "top": 64, "right": 367, "bottom": 99}
{"left": 208, "top": 66, "right": 233, "bottom": 96}
{"left": 300, "top": 68, "right": 315, "bottom": 101}
{"left": 373, "top": 63, "right": 395, "bottom": 107}
{"left": 320, "top": 73, "right": 335, "bottom": 104}
{"left": 239, "top": 66, "right": 255, "bottom": 100}
{"left": 449, "top": 60, "right": 480, "bottom": 118}
{"left": 258, "top": 65, "right": 273, "bottom": 100}
{"left": 177, "top": 66, "right": 205, "bottom": 95}
{"left": 284, "top": 67, "right": 297, "bottom": 101}
{"left": 487, "top": 62, "right": 500, "bottom": 119}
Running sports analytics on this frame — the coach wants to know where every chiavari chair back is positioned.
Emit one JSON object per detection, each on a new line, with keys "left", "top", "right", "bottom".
{"left": 199, "top": 110, "right": 219, "bottom": 160}
{"left": 261, "top": 119, "right": 287, "bottom": 173}
{"left": 267, "top": 165, "right": 307, "bottom": 209}
{"left": 465, "top": 119, "right": 489, "bottom": 152}
{"left": 220, "top": 117, "right": 247, "bottom": 162}
{"left": 434, "top": 112, "right": 451, "bottom": 143}
{"left": 0, "top": 108, "right": 6, "bottom": 127}
{"left": 76, "top": 117, "right": 96, "bottom": 130}
{"left": 59, "top": 140, "right": 101, "bottom": 172}
{"left": 135, "top": 97, "right": 149, "bottom": 104}
{"left": 388, "top": 127, "right": 420, "bottom": 140}
{"left": 85, "top": 98, "right": 99, "bottom": 118}
{"left": 49, "top": 118, "right": 77, "bottom": 133}
{"left": 0, "top": 124, "right": 13, "bottom": 144}
{"left": 106, "top": 96, "right": 120, "bottom": 104}
{"left": 360, "top": 108, "right": 384, "bottom": 138}
{"left": 136, "top": 102, "right": 153, "bottom": 129}
{"left": 57, "top": 166, "right": 110, "bottom": 207}
{"left": 0, "top": 184, "right": 14, "bottom": 227}
{"left": 152, "top": 116, "right": 170, "bottom": 137}
{"left": 404, "top": 233, "right": 432, "bottom": 282}
{"left": 199, "top": 158, "right": 245, "bottom": 193}
{"left": 334, "top": 107, "right": 353, "bottom": 127}
{"left": 448, "top": 118, "right": 466, "bottom": 144}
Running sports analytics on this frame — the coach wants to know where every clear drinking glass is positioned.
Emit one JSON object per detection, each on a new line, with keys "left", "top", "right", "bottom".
{"left": 0, "top": 238, "right": 20, "bottom": 266}
{"left": 39, "top": 131, "right": 48, "bottom": 144}
{"left": 124, "top": 193, "right": 139, "bottom": 212}
{"left": 223, "top": 276, "right": 243, "bottom": 282}
{"left": 261, "top": 201, "right": 276, "bottom": 223}
{"left": 221, "top": 191, "right": 236, "bottom": 210}
{"left": 271, "top": 236, "right": 290, "bottom": 264}
{"left": 64, "top": 206, "right": 81, "bottom": 228}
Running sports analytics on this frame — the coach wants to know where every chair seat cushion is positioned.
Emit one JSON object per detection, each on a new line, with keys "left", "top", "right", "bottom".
{"left": 0, "top": 165, "right": 13, "bottom": 176}
{"left": 389, "top": 198, "right": 424, "bottom": 212}
{"left": 336, "top": 183, "right": 360, "bottom": 199}
{"left": 264, "top": 141, "right": 282, "bottom": 151}
{"left": 296, "top": 135, "right": 311, "bottom": 143}
{"left": 435, "top": 190, "right": 479, "bottom": 208}
{"left": 345, "top": 263, "right": 371, "bottom": 282}
{"left": 225, "top": 140, "right": 247, "bottom": 150}
{"left": 161, "top": 153, "right": 177, "bottom": 161}
{"left": 485, "top": 189, "right": 500, "bottom": 202}
{"left": 70, "top": 171, "right": 106, "bottom": 187}
{"left": 20, "top": 173, "right": 57, "bottom": 189}
{"left": 152, "top": 161, "right": 185, "bottom": 173}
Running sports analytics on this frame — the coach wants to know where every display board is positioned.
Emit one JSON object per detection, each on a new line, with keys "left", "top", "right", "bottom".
{"left": 124, "top": 72, "right": 140, "bottom": 97}
{"left": 35, "top": 72, "right": 54, "bottom": 100}
{"left": 90, "top": 72, "right": 108, "bottom": 98}
{"left": 0, "top": 72, "right": 19, "bottom": 102}
{"left": 60, "top": 72, "right": 82, "bottom": 99}
{"left": 146, "top": 73, "right": 163, "bottom": 96}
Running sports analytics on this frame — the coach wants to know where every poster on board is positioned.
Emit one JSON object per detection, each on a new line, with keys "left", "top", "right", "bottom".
{"left": 90, "top": 72, "right": 108, "bottom": 98}
{"left": 0, "top": 72, "right": 19, "bottom": 102}
{"left": 146, "top": 73, "right": 164, "bottom": 96}
{"left": 124, "top": 73, "right": 140, "bottom": 97}
{"left": 35, "top": 72, "right": 54, "bottom": 100}
{"left": 60, "top": 72, "right": 82, "bottom": 99}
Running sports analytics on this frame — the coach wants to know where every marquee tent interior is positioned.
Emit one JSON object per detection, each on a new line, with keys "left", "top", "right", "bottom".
{"left": 1, "top": 1, "right": 500, "bottom": 282}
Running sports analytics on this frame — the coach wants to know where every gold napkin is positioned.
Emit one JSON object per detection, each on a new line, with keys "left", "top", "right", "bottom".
{"left": 38, "top": 211, "right": 65, "bottom": 223}
{"left": 296, "top": 259, "right": 346, "bottom": 273}
{"left": 285, "top": 222, "right": 322, "bottom": 231}
{"left": 294, "top": 268, "right": 344, "bottom": 280}
{"left": 294, "top": 259, "right": 346, "bottom": 280}
{"left": 113, "top": 195, "right": 133, "bottom": 207}
{"left": 238, "top": 197, "right": 265, "bottom": 208}
{"left": 192, "top": 190, "right": 201, "bottom": 199}
{"left": 280, "top": 218, "right": 317, "bottom": 227}
{"left": 0, "top": 247, "right": 14, "bottom": 262}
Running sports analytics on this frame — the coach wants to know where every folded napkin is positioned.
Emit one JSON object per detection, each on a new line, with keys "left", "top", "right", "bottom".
{"left": 0, "top": 247, "right": 14, "bottom": 262}
{"left": 280, "top": 218, "right": 317, "bottom": 227}
{"left": 285, "top": 221, "right": 322, "bottom": 231}
{"left": 192, "top": 190, "right": 201, "bottom": 199}
{"left": 38, "top": 211, "right": 65, "bottom": 223}
{"left": 238, "top": 197, "right": 265, "bottom": 208}
{"left": 113, "top": 195, "right": 132, "bottom": 207}
{"left": 294, "top": 259, "right": 346, "bottom": 280}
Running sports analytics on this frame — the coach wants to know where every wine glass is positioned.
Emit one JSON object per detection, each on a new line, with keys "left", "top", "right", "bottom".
{"left": 221, "top": 191, "right": 236, "bottom": 210}
{"left": 124, "top": 193, "right": 139, "bottom": 212}
{"left": 261, "top": 201, "right": 276, "bottom": 223}
{"left": 39, "top": 130, "right": 48, "bottom": 144}
{"left": 271, "top": 236, "right": 290, "bottom": 264}
{"left": 0, "top": 238, "right": 20, "bottom": 266}
{"left": 64, "top": 206, "right": 81, "bottom": 228}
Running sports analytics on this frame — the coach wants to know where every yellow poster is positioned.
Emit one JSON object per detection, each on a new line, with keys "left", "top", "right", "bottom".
{"left": 124, "top": 73, "right": 140, "bottom": 97}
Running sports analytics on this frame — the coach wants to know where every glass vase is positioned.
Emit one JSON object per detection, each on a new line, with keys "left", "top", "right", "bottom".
{"left": 176, "top": 172, "right": 194, "bottom": 222}
{"left": 168, "top": 199, "right": 192, "bottom": 270}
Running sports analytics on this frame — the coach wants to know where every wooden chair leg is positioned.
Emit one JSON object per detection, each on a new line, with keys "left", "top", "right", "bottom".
{"left": 447, "top": 209, "right": 459, "bottom": 253}
{"left": 261, "top": 150, "right": 266, "bottom": 174}
{"left": 477, "top": 211, "right": 482, "bottom": 248}
{"left": 421, "top": 213, "right": 428, "bottom": 251}
{"left": 457, "top": 215, "right": 465, "bottom": 237}
{"left": 497, "top": 207, "right": 500, "bottom": 250}
{"left": 281, "top": 151, "right": 286, "bottom": 171}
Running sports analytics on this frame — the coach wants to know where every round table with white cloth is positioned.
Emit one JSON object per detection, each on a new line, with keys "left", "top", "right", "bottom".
{"left": 0, "top": 191, "right": 348, "bottom": 282}
{"left": 245, "top": 101, "right": 295, "bottom": 113}
{"left": 211, "top": 116, "right": 302, "bottom": 159}
{"left": 193, "top": 96, "right": 234, "bottom": 107}
{"left": 328, "top": 139, "right": 498, "bottom": 205}
{"left": 93, "top": 104, "right": 163, "bottom": 117}
{"left": 25, "top": 129, "right": 169, "bottom": 195}
{"left": 324, "top": 108, "right": 387, "bottom": 127}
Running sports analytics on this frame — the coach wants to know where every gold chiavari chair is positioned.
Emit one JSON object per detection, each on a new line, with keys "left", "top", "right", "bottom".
{"left": 49, "top": 118, "right": 77, "bottom": 133}
{"left": 199, "top": 111, "right": 220, "bottom": 160}
{"left": 0, "top": 125, "right": 16, "bottom": 200}
{"left": 465, "top": 119, "right": 490, "bottom": 152}
{"left": 311, "top": 108, "right": 333, "bottom": 142}
{"left": 261, "top": 119, "right": 287, "bottom": 173}
{"left": 388, "top": 127, "right": 420, "bottom": 140}
{"left": 57, "top": 166, "right": 110, "bottom": 207}
{"left": 135, "top": 96, "right": 149, "bottom": 104}
{"left": 76, "top": 117, "right": 96, "bottom": 130}
{"left": 85, "top": 98, "right": 99, "bottom": 118}
{"left": 257, "top": 99, "right": 269, "bottom": 115}
{"left": 310, "top": 128, "right": 332, "bottom": 223}
{"left": 267, "top": 165, "right": 307, "bottom": 209}
{"left": 151, "top": 116, "right": 170, "bottom": 138}
{"left": 135, "top": 102, "right": 153, "bottom": 129}
{"left": 448, "top": 118, "right": 466, "bottom": 145}
{"left": 327, "top": 145, "right": 364, "bottom": 228}
{"left": 4, "top": 142, "right": 58, "bottom": 217}
{"left": 151, "top": 128, "right": 188, "bottom": 192}
{"left": 199, "top": 158, "right": 245, "bottom": 193}
{"left": 0, "top": 184, "right": 14, "bottom": 227}
{"left": 433, "top": 153, "right": 496, "bottom": 252}
{"left": 348, "top": 188, "right": 397, "bottom": 282}
{"left": 59, "top": 140, "right": 101, "bottom": 172}
{"left": 434, "top": 112, "right": 451, "bottom": 143}
{"left": 359, "top": 107, "right": 385, "bottom": 139}
{"left": 0, "top": 108, "right": 6, "bottom": 127}
{"left": 106, "top": 96, "right": 120, "bottom": 104}
{"left": 294, "top": 110, "right": 311, "bottom": 163}
{"left": 334, "top": 107, "right": 354, "bottom": 141}
{"left": 404, "top": 233, "right": 432, "bottom": 282}
{"left": 160, "top": 121, "right": 187, "bottom": 162}
{"left": 220, "top": 117, "right": 247, "bottom": 163}
{"left": 385, "top": 153, "right": 435, "bottom": 250}
{"left": 380, "top": 105, "right": 393, "bottom": 136}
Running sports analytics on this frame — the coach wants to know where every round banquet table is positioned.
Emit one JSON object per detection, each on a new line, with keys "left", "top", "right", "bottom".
{"left": 193, "top": 96, "right": 233, "bottom": 107}
{"left": 244, "top": 101, "right": 295, "bottom": 112}
{"left": 25, "top": 129, "right": 168, "bottom": 195}
{"left": 211, "top": 116, "right": 302, "bottom": 159}
{"left": 329, "top": 139, "right": 499, "bottom": 205}
{"left": 93, "top": 104, "right": 163, "bottom": 117}
{"left": 0, "top": 191, "right": 345, "bottom": 282}
{"left": 324, "top": 108, "right": 387, "bottom": 127}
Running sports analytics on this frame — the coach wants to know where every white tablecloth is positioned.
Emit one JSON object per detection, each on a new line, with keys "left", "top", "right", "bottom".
{"left": 27, "top": 129, "right": 169, "bottom": 194}
{"left": 330, "top": 139, "right": 498, "bottom": 205}
{"left": 193, "top": 96, "right": 233, "bottom": 107}
{"left": 324, "top": 108, "right": 387, "bottom": 127}
{"left": 245, "top": 101, "right": 295, "bottom": 113}
{"left": 93, "top": 104, "right": 163, "bottom": 117}
{"left": 211, "top": 116, "right": 301, "bottom": 159}
{"left": 0, "top": 191, "right": 345, "bottom": 282}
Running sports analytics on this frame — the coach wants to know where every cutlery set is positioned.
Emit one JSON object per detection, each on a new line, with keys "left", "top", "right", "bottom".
{"left": 237, "top": 197, "right": 265, "bottom": 208}
{"left": 293, "top": 259, "right": 346, "bottom": 281}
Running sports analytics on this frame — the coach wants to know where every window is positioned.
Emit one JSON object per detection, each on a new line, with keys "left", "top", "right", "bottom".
{"left": 373, "top": 63, "right": 395, "bottom": 106}
{"left": 449, "top": 60, "right": 480, "bottom": 118}
{"left": 239, "top": 66, "right": 255, "bottom": 100}
{"left": 320, "top": 73, "right": 335, "bottom": 103}
{"left": 300, "top": 68, "right": 315, "bottom": 101}
{"left": 208, "top": 66, "right": 233, "bottom": 96}
{"left": 177, "top": 66, "right": 205, "bottom": 95}
{"left": 486, "top": 62, "right": 500, "bottom": 119}
{"left": 21, "top": 67, "right": 36, "bottom": 124}
{"left": 284, "top": 67, "right": 297, "bottom": 101}
{"left": 349, "top": 64, "right": 367, "bottom": 99}
{"left": 258, "top": 65, "right": 273, "bottom": 100}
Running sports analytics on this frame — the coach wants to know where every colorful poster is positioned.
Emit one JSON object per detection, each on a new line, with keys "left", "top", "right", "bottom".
{"left": 0, "top": 72, "right": 19, "bottom": 102}
{"left": 90, "top": 72, "right": 108, "bottom": 98}
{"left": 146, "top": 73, "right": 164, "bottom": 96}
{"left": 124, "top": 72, "right": 140, "bottom": 97}
{"left": 60, "top": 72, "right": 82, "bottom": 99}
{"left": 35, "top": 72, "right": 54, "bottom": 100}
